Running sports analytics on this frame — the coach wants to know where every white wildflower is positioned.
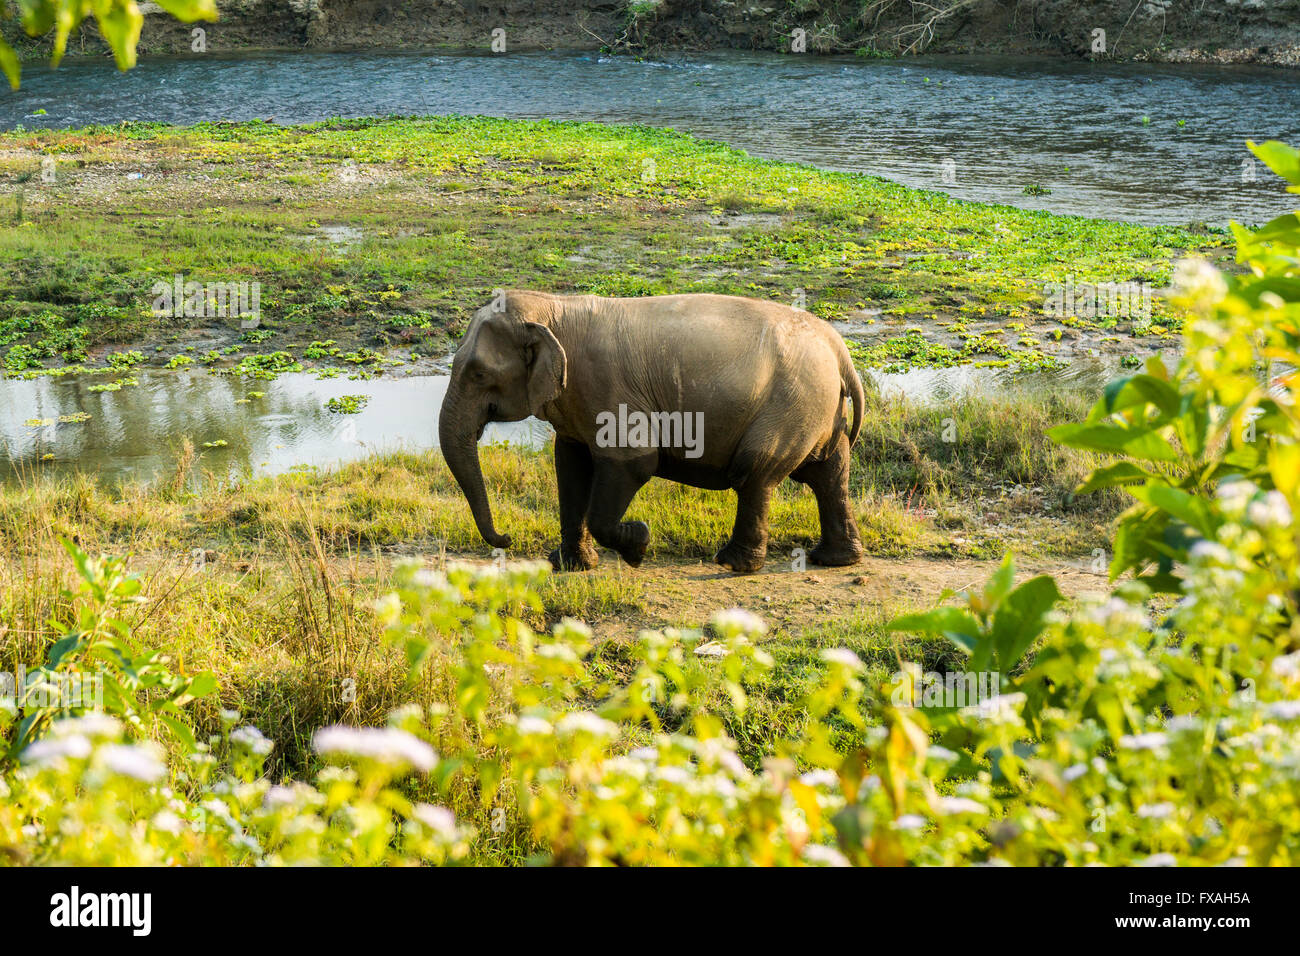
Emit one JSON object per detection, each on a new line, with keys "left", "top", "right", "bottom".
{"left": 802, "top": 844, "right": 851, "bottom": 867}
{"left": 1272, "top": 651, "right": 1300, "bottom": 679}
{"left": 150, "top": 810, "right": 184, "bottom": 834}
{"left": 1268, "top": 700, "right": 1300, "bottom": 721}
{"left": 710, "top": 607, "right": 766, "bottom": 637}
{"left": 1119, "top": 732, "right": 1169, "bottom": 752}
{"left": 100, "top": 743, "right": 166, "bottom": 782}
{"left": 263, "top": 785, "right": 298, "bottom": 810}
{"left": 21, "top": 734, "right": 92, "bottom": 768}
{"left": 555, "top": 712, "right": 619, "bottom": 738}
{"left": 1137, "top": 852, "right": 1178, "bottom": 867}
{"left": 1189, "top": 540, "right": 1233, "bottom": 565}
{"left": 1166, "top": 715, "right": 1201, "bottom": 734}
{"left": 1248, "top": 490, "right": 1292, "bottom": 529}
{"left": 937, "top": 796, "right": 988, "bottom": 816}
{"left": 1171, "top": 258, "right": 1227, "bottom": 308}
{"left": 656, "top": 765, "right": 693, "bottom": 786}
{"left": 516, "top": 716, "right": 554, "bottom": 736}
{"left": 312, "top": 725, "right": 437, "bottom": 772}
{"left": 230, "top": 725, "right": 273, "bottom": 756}
{"left": 820, "top": 648, "right": 864, "bottom": 671}
{"left": 412, "top": 803, "right": 458, "bottom": 838}
{"left": 48, "top": 715, "right": 122, "bottom": 740}
{"left": 960, "top": 692, "right": 1027, "bottom": 724}
{"left": 799, "top": 769, "right": 840, "bottom": 789}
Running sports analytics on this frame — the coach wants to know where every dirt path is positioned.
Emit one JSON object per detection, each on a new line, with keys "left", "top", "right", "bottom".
{"left": 632, "top": 554, "right": 1101, "bottom": 637}
{"left": 429, "top": 550, "right": 1108, "bottom": 640}
{"left": 130, "top": 544, "right": 1107, "bottom": 644}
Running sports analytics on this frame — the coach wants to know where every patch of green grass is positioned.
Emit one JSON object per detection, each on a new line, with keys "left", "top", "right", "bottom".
{"left": 0, "top": 116, "right": 1222, "bottom": 374}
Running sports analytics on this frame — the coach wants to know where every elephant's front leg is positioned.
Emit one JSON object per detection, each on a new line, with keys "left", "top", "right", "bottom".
{"left": 716, "top": 479, "right": 774, "bottom": 574}
{"left": 586, "top": 455, "right": 653, "bottom": 567}
{"left": 549, "top": 438, "right": 599, "bottom": 571}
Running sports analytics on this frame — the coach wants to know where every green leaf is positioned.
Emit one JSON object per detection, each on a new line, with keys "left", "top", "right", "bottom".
{"left": 982, "top": 552, "right": 1017, "bottom": 608}
{"left": 1075, "top": 461, "right": 1155, "bottom": 495}
{"left": 17, "top": 0, "right": 57, "bottom": 35}
{"left": 886, "top": 607, "right": 982, "bottom": 655}
{"left": 0, "top": 37, "right": 19, "bottom": 90}
{"left": 185, "top": 672, "right": 219, "bottom": 700}
{"left": 46, "top": 633, "right": 84, "bottom": 668}
{"left": 1101, "top": 374, "right": 1181, "bottom": 418}
{"left": 1128, "top": 484, "right": 1216, "bottom": 537}
{"left": 159, "top": 713, "right": 197, "bottom": 751}
{"left": 95, "top": 2, "right": 144, "bottom": 72}
{"left": 1048, "top": 422, "right": 1177, "bottom": 461}
{"left": 1248, "top": 140, "right": 1300, "bottom": 187}
{"left": 990, "top": 575, "right": 1062, "bottom": 674}
{"left": 151, "top": 0, "right": 220, "bottom": 21}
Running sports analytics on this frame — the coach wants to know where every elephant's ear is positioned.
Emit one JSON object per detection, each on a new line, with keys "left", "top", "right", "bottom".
{"left": 522, "top": 321, "right": 566, "bottom": 415}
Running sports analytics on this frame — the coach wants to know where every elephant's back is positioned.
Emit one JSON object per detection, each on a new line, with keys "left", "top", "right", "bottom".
{"left": 611, "top": 293, "right": 845, "bottom": 422}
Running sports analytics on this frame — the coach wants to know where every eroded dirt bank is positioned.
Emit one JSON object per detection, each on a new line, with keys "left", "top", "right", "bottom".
{"left": 13, "top": 0, "right": 1300, "bottom": 68}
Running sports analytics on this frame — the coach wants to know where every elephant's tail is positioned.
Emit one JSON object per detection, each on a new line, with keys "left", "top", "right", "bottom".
{"left": 840, "top": 347, "right": 864, "bottom": 448}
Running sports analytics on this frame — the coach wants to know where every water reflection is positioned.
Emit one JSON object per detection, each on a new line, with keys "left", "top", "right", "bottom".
{"left": 0, "top": 362, "right": 1117, "bottom": 485}
{"left": 0, "top": 371, "right": 548, "bottom": 485}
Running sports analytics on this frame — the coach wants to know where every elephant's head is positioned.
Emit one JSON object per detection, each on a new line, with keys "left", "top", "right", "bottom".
{"left": 439, "top": 292, "right": 567, "bottom": 549}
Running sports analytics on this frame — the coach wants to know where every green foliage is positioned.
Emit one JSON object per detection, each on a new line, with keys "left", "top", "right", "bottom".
{"left": 887, "top": 553, "right": 1061, "bottom": 681}
{"left": 1050, "top": 140, "right": 1300, "bottom": 591}
{"left": 0, "top": 0, "right": 216, "bottom": 88}
{"left": 324, "top": 394, "right": 370, "bottom": 414}
{"left": 3, "top": 540, "right": 218, "bottom": 762}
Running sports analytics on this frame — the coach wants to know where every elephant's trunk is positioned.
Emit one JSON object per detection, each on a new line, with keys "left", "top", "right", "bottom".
{"left": 439, "top": 391, "right": 512, "bottom": 550}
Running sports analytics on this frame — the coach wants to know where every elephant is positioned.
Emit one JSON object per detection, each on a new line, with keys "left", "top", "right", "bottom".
{"left": 438, "top": 290, "right": 865, "bottom": 574}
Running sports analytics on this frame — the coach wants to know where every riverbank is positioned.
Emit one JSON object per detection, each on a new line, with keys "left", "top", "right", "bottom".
{"left": 5, "top": 0, "right": 1299, "bottom": 69}
{"left": 0, "top": 383, "right": 1118, "bottom": 777}
{"left": 0, "top": 115, "right": 1223, "bottom": 380}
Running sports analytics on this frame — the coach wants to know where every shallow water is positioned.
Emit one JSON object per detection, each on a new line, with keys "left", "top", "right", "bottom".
{"left": 0, "top": 370, "right": 548, "bottom": 485}
{"left": 0, "top": 362, "right": 1119, "bottom": 485}
{"left": 4, "top": 50, "right": 1298, "bottom": 225}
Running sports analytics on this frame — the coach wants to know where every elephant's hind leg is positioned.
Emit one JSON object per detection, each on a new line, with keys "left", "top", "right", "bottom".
{"left": 715, "top": 479, "right": 774, "bottom": 574}
{"left": 550, "top": 438, "right": 599, "bottom": 571}
{"left": 792, "top": 433, "right": 864, "bottom": 567}
{"left": 587, "top": 455, "right": 653, "bottom": 567}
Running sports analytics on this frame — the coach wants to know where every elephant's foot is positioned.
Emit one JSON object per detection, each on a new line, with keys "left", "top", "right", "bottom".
{"left": 548, "top": 541, "right": 599, "bottom": 572}
{"left": 715, "top": 540, "right": 766, "bottom": 574}
{"left": 809, "top": 539, "right": 864, "bottom": 567}
{"left": 614, "top": 521, "right": 651, "bottom": 567}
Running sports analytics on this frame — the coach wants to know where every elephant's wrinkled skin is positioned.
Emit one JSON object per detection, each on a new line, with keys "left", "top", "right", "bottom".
{"left": 438, "top": 290, "right": 865, "bottom": 573}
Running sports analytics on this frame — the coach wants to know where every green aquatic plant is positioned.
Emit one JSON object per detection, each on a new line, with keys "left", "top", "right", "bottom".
{"left": 325, "top": 395, "right": 371, "bottom": 414}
